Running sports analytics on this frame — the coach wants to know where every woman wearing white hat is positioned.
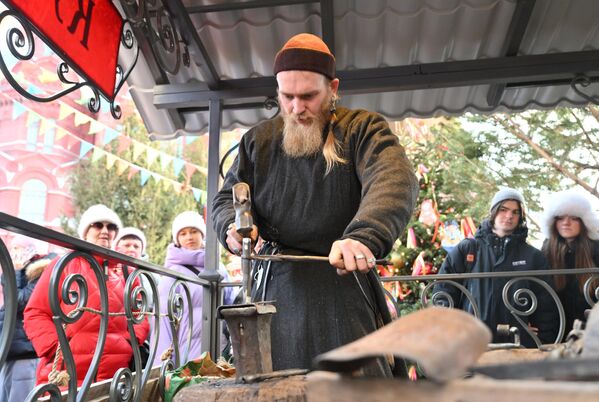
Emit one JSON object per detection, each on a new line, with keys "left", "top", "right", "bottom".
{"left": 24, "top": 204, "right": 150, "bottom": 385}
{"left": 541, "top": 189, "right": 599, "bottom": 335}
{"left": 154, "top": 211, "right": 233, "bottom": 366}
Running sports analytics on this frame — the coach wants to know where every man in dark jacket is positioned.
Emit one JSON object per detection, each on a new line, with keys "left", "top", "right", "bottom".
{"left": 213, "top": 33, "right": 418, "bottom": 375}
{"left": 0, "top": 236, "right": 55, "bottom": 402}
{"left": 435, "top": 188, "right": 559, "bottom": 347}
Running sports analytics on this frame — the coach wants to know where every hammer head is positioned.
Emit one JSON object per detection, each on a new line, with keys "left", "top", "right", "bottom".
{"left": 232, "top": 182, "right": 253, "bottom": 237}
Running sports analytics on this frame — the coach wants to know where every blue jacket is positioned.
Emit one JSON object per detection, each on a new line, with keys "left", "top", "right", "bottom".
{"left": 0, "top": 253, "right": 54, "bottom": 360}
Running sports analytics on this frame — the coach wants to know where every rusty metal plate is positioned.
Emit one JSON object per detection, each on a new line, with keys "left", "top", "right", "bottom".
{"left": 313, "top": 306, "right": 491, "bottom": 381}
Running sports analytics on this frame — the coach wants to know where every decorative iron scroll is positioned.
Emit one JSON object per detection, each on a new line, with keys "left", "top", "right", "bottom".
{"left": 124, "top": 0, "right": 190, "bottom": 76}
{"left": 583, "top": 274, "right": 599, "bottom": 308}
{"left": 0, "top": 8, "right": 139, "bottom": 119}
{"left": 502, "top": 277, "right": 565, "bottom": 347}
{"left": 167, "top": 279, "right": 194, "bottom": 368}
{"left": 571, "top": 74, "right": 599, "bottom": 105}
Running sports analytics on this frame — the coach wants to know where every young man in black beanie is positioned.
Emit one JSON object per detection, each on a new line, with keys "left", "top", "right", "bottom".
{"left": 435, "top": 188, "right": 559, "bottom": 347}
{"left": 213, "top": 33, "right": 418, "bottom": 375}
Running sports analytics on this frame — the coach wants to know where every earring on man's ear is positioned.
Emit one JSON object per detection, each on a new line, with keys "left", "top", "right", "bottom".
{"left": 330, "top": 95, "right": 338, "bottom": 113}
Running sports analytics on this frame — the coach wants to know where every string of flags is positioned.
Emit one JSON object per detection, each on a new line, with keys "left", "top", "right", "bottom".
{"left": 3, "top": 91, "right": 209, "bottom": 205}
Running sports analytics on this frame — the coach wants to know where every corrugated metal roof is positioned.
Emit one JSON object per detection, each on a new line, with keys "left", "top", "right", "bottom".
{"left": 124, "top": 0, "right": 599, "bottom": 139}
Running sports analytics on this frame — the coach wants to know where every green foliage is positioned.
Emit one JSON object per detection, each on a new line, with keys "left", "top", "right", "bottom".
{"left": 64, "top": 115, "right": 206, "bottom": 264}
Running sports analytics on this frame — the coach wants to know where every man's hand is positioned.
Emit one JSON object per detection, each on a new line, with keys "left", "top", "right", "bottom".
{"left": 226, "top": 223, "right": 259, "bottom": 255}
{"left": 329, "top": 239, "right": 376, "bottom": 275}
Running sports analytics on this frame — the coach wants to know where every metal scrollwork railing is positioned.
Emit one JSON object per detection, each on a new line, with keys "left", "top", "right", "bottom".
{"left": 0, "top": 212, "right": 221, "bottom": 402}
{"left": 0, "top": 237, "right": 17, "bottom": 369}
{"left": 383, "top": 267, "right": 599, "bottom": 347}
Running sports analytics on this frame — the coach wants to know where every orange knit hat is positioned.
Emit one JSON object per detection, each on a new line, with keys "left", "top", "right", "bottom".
{"left": 273, "top": 33, "right": 336, "bottom": 79}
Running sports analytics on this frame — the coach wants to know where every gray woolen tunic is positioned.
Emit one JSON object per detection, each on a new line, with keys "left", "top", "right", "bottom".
{"left": 213, "top": 107, "right": 418, "bottom": 373}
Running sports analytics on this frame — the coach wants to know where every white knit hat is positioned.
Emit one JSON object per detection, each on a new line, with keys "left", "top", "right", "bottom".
{"left": 541, "top": 189, "right": 599, "bottom": 240}
{"left": 77, "top": 204, "right": 122, "bottom": 240}
{"left": 490, "top": 187, "right": 526, "bottom": 211}
{"left": 172, "top": 211, "right": 206, "bottom": 245}
{"left": 113, "top": 227, "right": 147, "bottom": 255}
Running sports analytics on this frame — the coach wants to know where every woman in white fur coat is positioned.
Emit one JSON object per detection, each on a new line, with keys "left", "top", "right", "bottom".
{"left": 541, "top": 189, "right": 599, "bottom": 336}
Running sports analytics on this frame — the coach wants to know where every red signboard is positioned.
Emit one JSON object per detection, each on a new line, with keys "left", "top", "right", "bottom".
{"left": 5, "top": 0, "right": 124, "bottom": 100}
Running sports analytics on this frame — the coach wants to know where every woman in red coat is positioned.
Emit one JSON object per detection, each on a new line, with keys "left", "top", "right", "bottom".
{"left": 24, "top": 205, "right": 150, "bottom": 385}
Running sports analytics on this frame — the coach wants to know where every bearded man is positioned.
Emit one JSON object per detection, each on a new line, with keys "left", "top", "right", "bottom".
{"left": 212, "top": 33, "right": 418, "bottom": 375}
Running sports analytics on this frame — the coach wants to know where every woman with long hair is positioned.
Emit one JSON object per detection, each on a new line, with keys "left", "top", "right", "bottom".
{"left": 541, "top": 189, "right": 599, "bottom": 336}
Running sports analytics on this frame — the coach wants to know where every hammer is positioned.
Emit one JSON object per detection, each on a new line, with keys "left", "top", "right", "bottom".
{"left": 232, "top": 182, "right": 254, "bottom": 303}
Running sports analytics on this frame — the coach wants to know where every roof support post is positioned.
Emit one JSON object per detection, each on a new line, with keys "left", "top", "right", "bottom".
{"left": 202, "top": 98, "right": 223, "bottom": 357}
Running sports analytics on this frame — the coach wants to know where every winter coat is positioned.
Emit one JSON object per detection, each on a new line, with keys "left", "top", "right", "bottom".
{"left": 0, "top": 254, "right": 54, "bottom": 360}
{"left": 547, "top": 239, "right": 599, "bottom": 335}
{"left": 212, "top": 107, "right": 418, "bottom": 373}
{"left": 435, "top": 220, "right": 559, "bottom": 347}
{"left": 24, "top": 255, "right": 150, "bottom": 385}
{"left": 154, "top": 244, "right": 234, "bottom": 366}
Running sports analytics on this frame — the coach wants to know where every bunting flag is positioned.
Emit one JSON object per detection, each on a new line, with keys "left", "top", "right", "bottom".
{"left": 38, "top": 118, "right": 50, "bottom": 137}
{"left": 185, "top": 163, "right": 196, "bottom": 179}
{"left": 173, "top": 158, "right": 185, "bottom": 177}
{"left": 103, "top": 128, "right": 119, "bottom": 145}
{"left": 117, "top": 136, "right": 132, "bottom": 154}
{"left": 79, "top": 141, "right": 94, "bottom": 158}
{"left": 12, "top": 102, "right": 27, "bottom": 120}
{"left": 58, "top": 103, "right": 75, "bottom": 121}
{"left": 192, "top": 188, "right": 202, "bottom": 202}
{"left": 74, "top": 111, "right": 91, "bottom": 127}
{"left": 89, "top": 120, "right": 104, "bottom": 135}
{"left": 26, "top": 111, "right": 40, "bottom": 127}
{"left": 1, "top": 91, "right": 206, "bottom": 199}
{"left": 38, "top": 68, "right": 58, "bottom": 84}
{"left": 106, "top": 153, "right": 117, "bottom": 170}
{"left": 55, "top": 127, "right": 67, "bottom": 140}
{"left": 127, "top": 165, "right": 140, "bottom": 180}
{"left": 91, "top": 147, "right": 105, "bottom": 162}
{"left": 132, "top": 141, "right": 145, "bottom": 161}
{"left": 116, "top": 159, "right": 128, "bottom": 176}
{"left": 146, "top": 147, "right": 160, "bottom": 166}
{"left": 140, "top": 169, "right": 150, "bottom": 186}
{"left": 160, "top": 153, "right": 173, "bottom": 171}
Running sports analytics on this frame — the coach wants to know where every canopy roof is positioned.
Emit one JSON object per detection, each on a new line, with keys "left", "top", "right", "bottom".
{"left": 121, "top": 0, "right": 599, "bottom": 139}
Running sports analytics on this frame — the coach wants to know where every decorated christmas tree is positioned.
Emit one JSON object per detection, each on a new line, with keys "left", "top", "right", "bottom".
{"left": 378, "top": 118, "right": 495, "bottom": 316}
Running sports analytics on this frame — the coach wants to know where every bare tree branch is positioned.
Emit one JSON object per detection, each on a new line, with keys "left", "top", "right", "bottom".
{"left": 493, "top": 116, "right": 599, "bottom": 200}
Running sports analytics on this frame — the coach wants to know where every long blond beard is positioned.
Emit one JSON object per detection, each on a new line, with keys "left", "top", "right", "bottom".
{"left": 281, "top": 95, "right": 331, "bottom": 158}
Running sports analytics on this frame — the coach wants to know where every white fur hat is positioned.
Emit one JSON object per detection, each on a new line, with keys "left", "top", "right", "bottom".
{"left": 113, "top": 227, "right": 147, "bottom": 255}
{"left": 77, "top": 204, "right": 122, "bottom": 240}
{"left": 172, "top": 211, "right": 206, "bottom": 245}
{"left": 491, "top": 187, "right": 526, "bottom": 211}
{"left": 541, "top": 189, "right": 599, "bottom": 240}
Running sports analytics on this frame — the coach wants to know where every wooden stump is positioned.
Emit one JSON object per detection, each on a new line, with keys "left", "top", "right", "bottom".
{"left": 173, "top": 375, "right": 307, "bottom": 402}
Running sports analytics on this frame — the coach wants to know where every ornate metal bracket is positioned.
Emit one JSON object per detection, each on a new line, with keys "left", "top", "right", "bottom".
{"left": 570, "top": 74, "right": 599, "bottom": 105}
{"left": 0, "top": 8, "right": 140, "bottom": 119}
{"left": 125, "top": 0, "right": 190, "bottom": 76}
